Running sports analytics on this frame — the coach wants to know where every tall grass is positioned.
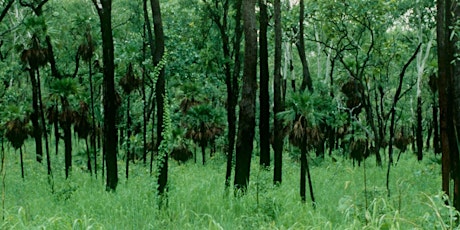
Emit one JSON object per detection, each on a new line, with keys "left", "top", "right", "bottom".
{"left": 1, "top": 142, "right": 458, "bottom": 229}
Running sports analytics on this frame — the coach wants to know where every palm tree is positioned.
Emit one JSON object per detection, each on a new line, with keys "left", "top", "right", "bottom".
{"left": 5, "top": 118, "right": 30, "bottom": 179}
{"left": 278, "top": 91, "right": 332, "bottom": 206}
{"left": 20, "top": 35, "right": 49, "bottom": 164}
{"left": 119, "top": 63, "right": 140, "bottom": 179}
{"left": 185, "top": 104, "right": 225, "bottom": 165}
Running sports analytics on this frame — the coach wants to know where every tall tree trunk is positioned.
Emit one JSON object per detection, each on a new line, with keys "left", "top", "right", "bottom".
{"left": 36, "top": 69, "right": 52, "bottom": 175}
{"left": 125, "top": 95, "right": 131, "bottom": 179}
{"left": 259, "top": 0, "right": 270, "bottom": 168}
{"left": 89, "top": 60, "right": 97, "bottom": 178}
{"left": 61, "top": 99, "right": 72, "bottom": 179}
{"left": 234, "top": 0, "right": 257, "bottom": 193}
{"left": 225, "top": 0, "right": 242, "bottom": 188}
{"left": 273, "top": 0, "right": 284, "bottom": 185}
{"left": 296, "top": 0, "right": 313, "bottom": 92}
{"left": 149, "top": 0, "right": 167, "bottom": 196}
{"left": 433, "top": 99, "right": 441, "bottom": 154}
{"left": 93, "top": 0, "right": 118, "bottom": 191}
{"left": 28, "top": 69, "right": 43, "bottom": 163}
{"left": 386, "top": 44, "right": 420, "bottom": 197}
{"left": 450, "top": 0, "right": 460, "bottom": 210}
{"left": 437, "top": 0, "right": 452, "bottom": 199}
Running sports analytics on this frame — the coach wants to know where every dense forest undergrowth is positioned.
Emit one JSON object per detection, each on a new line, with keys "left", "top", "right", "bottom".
{"left": 1, "top": 140, "right": 457, "bottom": 229}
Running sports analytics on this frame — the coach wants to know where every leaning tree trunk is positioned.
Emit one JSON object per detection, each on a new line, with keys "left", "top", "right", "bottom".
{"left": 234, "top": 0, "right": 257, "bottom": 193}
{"left": 93, "top": 0, "right": 118, "bottom": 191}
{"left": 273, "top": 0, "right": 284, "bottom": 185}
{"left": 259, "top": 0, "right": 270, "bottom": 168}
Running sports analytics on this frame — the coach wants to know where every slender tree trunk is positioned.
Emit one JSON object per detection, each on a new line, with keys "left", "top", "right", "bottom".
{"left": 19, "top": 147, "right": 24, "bottom": 179}
{"left": 149, "top": 0, "right": 167, "bottom": 196}
{"left": 225, "top": 0, "right": 242, "bottom": 188}
{"left": 273, "top": 0, "right": 284, "bottom": 185}
{"left": 126, "top": 95, "right": 131, "bottom": 179}
{"left": 259, "top": 0, "right": 270, "bottom": 168}
{"left": 386, "top": 44, "right": 420, "bottom": 197}
{"left": 433, "top": 99, "right": 441, "bottom": 154}
{"left": 234, "top": 0, "right": 257, "bottom": 193}
{"left": 416, "top": 97, "right": 423, "bottom": 161}
{"left": 28, "top": 69, "right": 43, "bottom": 163}
{"left": 89, "top": 60, "right": 97, "bottom": 177}
{"left": 296, "top": 0, "right": 313, "bottom": 92}
{"left": 36, "top": 69, "right": 51, "bottom": 174}
{"left": 62, "top": 99, "right": 72, "bottom": 179}
{"left": 93, "top": 0, "right": 118, "bottom": 191}
{"left": 300, "top": 138, "right": 307, "bottom": 202}
{"left": 85, "top": 138, "right": 92, "bottom": 175}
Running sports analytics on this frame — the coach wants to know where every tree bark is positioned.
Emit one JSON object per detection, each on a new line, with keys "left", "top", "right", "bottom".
{"left": 93, "top": 0, "right": 118, "bottom": 191}
{"left": 234, "top": 0, "right": 257, "bottom": 193}
{"left": 259, "top": 0, "right": 270, "bottom": 168}
{"left": 225, "top": 0, "right": 242, "bottom": 188}
{"left": 273, "top": 0, "right": 284, "bottom": 185}
{"left": 149, "top": 0, "right": 167, "bottom": 196}
{"left": 386, "top": 44, "right": 420, "bottom": 197}
{"left": 28, "top": 69, "right": 43, "bottom": 163}
{"left": 450, "top": 0, "right": 460, "bottom": 211}
{"left": 437, "top": 0, "right": 451, "bottom": 199}
{"left": 296, "top": 0, "right": 313, "bottom": 92}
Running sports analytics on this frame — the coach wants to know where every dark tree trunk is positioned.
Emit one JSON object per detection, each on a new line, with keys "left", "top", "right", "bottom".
{"left": 28, "top": 69, "right": 43, "bottom": 163}
{"left": 273, "top": 0, "right": 284, "bottom": 185}
{"left": 225, "top": 0, "right": 242, "bottom": 188}
{"left": 85, "top": 138, "right": 92, "bottom": 175}
{"left": 125, "top": 95, "right": 131, "bottom": 179}
{"left": 296, "top": 0, "right": 313, "bottom": 92}
{"left": 259, "top": 0, "right": 270, "bottom": 168}
{"left": 53, "top": 103, "right": 59, "bottom": 156}
{"left": 416, "top": 96, "right": 423, "bottom": 161}
{"left": 36, "top": 69, "right": 52, "bottom": 175}
{"left": 450, "top": 0, "right": 460, "bottom": 211}
{"left": 89, "top": 60, "right": 97, "bottom": 177}
{"left": 234, "top": 0, "right": 257, "bottom": 193}
{"left": 62, "top": 105, "right": 72, "bottom": 179}
{"left": 93, "top": 0, "right": 118, "bottom": 191}
{"left": 300, "top": 139, "right": 307, "bottom": 202}
{"left": 386, "top": 44, "right": 420, "bottom": 197}
{"left": 149, "top": 0, "right": 167, "bottom": 196}
{"left": 437, "top": 0, "right": 451, "bottom": 198}
{"left": 433, "top": 100, "right": 441, "bottom": 154}
{"left": 19, "top": 147, "right": 24, "bottom": 179}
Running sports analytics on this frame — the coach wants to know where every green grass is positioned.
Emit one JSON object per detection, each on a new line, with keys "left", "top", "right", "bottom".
{"left": 1, "top": 142, "right": 459, "bottom": 229}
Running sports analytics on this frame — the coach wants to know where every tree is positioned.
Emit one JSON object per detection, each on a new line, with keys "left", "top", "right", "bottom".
{"left": 259, "top": 0, "right": 270, "bottom": 168}
{"left": 273, "top": 0, "right": 283, "bottom": 184}
{"left": 149, "top": 0, "right": 167, "bottom": 196}
{"left": 447, "top": 0, "right": 460, "bottom": 210}
{"left": 92, "top": 0, "right": 119, "bottom": 191}
{"left": 296, "top": 0, "right": 313, "bottom": 93}
{"left": 234, "top": 0, "right": 257, "bottom": 193}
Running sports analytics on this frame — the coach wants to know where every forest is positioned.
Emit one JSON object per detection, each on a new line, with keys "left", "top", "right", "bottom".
{"left": 1, "top": 0, "right": 460, "bottom": 228}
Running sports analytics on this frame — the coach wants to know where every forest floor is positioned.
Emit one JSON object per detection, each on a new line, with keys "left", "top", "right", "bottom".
{"left": 1, "top": 143, "right": 458, "bottom": 229}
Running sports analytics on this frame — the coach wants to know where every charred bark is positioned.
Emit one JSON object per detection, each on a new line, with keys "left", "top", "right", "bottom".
{"left": 259, "top": 0, "right": 270, "bottom": 168}
{"left": 234, "top": 0, "right": 257, "bottom": 193}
